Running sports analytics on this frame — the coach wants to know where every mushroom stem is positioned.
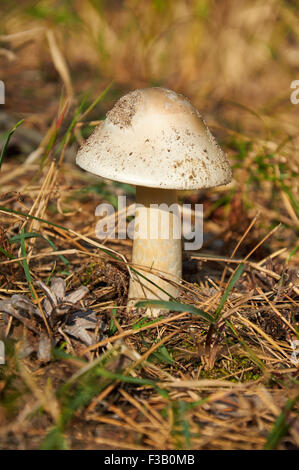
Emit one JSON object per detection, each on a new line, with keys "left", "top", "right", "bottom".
{"left": 128, "top": 186, "right": 182, "bottom": 317}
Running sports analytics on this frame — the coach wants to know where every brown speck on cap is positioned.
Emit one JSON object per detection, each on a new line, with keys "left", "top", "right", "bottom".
{"left": 107, "top": 90, "right": 142, "bottom": 128}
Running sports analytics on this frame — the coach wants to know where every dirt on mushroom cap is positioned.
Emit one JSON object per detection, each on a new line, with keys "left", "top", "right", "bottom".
{"left": 107, "top": 90, "right": 142, "bottom": 128}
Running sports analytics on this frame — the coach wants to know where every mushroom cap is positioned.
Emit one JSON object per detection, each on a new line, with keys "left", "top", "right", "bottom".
{"left": 76, "top": 87, "right": 232, "bottom": 190}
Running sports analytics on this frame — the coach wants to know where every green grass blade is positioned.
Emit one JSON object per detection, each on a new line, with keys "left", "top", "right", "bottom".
{"left": 20, "top": 227, "right": 36, "bottom": 299}
{"left": 79, "top": 82, "right": 113, "bottom": 121}
{"left": 0, "top": 246, "right": 15, "bottom": 259}
{"left": 132, "top": 315, "right": 164, "bottom": 330}
{"left": 0, "top": 119, "right": 24, "bottom": 171}
{"left": 94, "top": 367, "right": 165, "bottom": 393}
{"left": 226, "top": 320, "right": 265, "bottom": 372}
{"left": 264, "top": 396, "right": 299, "bottom": 450}
{"left": 10, "top": 231, "right": 69, "bottom": 265}
{"left": 109, "top": 305, "right": 118, "bottom": 335}
{"left": 151, "top": 344, "right": 174, "bottom": 364}
{"left": 214, "top": 263, "right": 245, "bottom": 321}
{"left": 56, "top": 98, "right": 86, "bottom": 153}
{"left": 130, "top": 266, "right": 177, "bottom": 300}
{"left": 286, "top": 245, "right": 298, "bottom": 263}
{"left": 39, "top": 427, "right": 68, "bottom": 450}
{"left": 135, "top": 299, "right": 215, "bottom": 323}
{"left": 0, "top": 206, "right": 70, "bottom": 231}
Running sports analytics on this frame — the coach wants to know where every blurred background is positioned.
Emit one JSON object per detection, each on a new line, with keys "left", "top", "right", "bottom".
{"left": 1, "top": 0, "right": 298, "bottom": 131}
{"left": 0, "top": 0, "right": 298, "bottom": 259}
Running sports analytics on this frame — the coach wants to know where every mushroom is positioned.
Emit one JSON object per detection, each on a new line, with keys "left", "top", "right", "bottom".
{"left": 76, "top": 87, "right": 232, "bottom": 316}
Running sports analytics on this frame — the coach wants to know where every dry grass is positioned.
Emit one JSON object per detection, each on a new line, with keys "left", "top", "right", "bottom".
{"left": 0, "top": 0, "right": 298, "bottom": 451}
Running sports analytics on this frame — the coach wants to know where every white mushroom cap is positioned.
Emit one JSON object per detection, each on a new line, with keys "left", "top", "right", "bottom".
{"left": 76, "top": 87, "right": 232, "bottom": 190}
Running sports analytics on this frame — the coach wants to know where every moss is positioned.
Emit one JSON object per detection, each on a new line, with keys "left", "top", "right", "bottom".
{"left": 78, "top": 262, "right": 98, "bottom": 285}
